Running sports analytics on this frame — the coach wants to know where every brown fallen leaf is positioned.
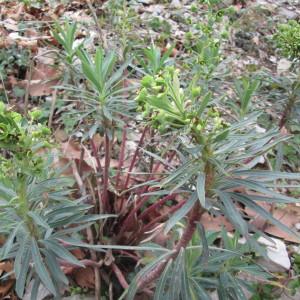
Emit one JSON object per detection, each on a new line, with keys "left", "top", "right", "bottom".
{"left": 0, "top": 261, "right": 14, "bottom": 298}
{"left": 74, "top": 267, "right": 95, "bottom": 289}
{"left": 201, "top": 213, "right": 234, "bottom": 232}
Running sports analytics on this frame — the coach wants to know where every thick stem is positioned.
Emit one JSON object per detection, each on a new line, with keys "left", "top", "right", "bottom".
{"left": 137, "top": 154, "right": 214, "bottom": 291}
{"left": 137, "top": 202, "right": 204, "bottom": 290}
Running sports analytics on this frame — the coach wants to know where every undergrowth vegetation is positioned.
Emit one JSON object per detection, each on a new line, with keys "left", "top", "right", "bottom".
{"left": 0, "top": 0, "right": 300, "bottom": 299}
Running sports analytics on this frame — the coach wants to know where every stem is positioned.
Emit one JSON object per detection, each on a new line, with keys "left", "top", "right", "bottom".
{"left": 112, "top": 263, "right": 129, "bottom": 289}
{"left": 137, "top": 153, "right": 214, "bottom": 291}
{"left": 139, "top": 194, "right": 176, "bottom": 220}
{"left": 145, "top": 201, "right": 186, "bottom": 233}
{"left": 102, "top": 133, "right": 111, "bottom": 211}
{"left": 279, "top": 92, "right": 298, "bottom": 129}
{"left": 86, "top": 0, "right": 106, "bottom": 47}
{"left": 137, "top": 202, "right": 204, "bottom": 290}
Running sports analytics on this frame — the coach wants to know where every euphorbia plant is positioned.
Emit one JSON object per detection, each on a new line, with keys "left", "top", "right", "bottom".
{"left": 126, "top": 67, "right": 300, "bottom": 298}
{"left": 0, "top": 104, "right": 114, "bottom": 299}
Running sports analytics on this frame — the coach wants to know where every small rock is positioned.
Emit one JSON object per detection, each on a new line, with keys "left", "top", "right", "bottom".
{"left": 277, "top": 58, "right": 292, "bottom": 75}
{"left": 170, "top": 0, "right": 181, "bottom": 9}
{"left": 278, "top": 7, "right": 298, "bottom": 20}
{"left": 258, "top": 236, "right": 291, "bottom": 271}
{"left": 137, "top": 0, "right": 154, "bottom": 4}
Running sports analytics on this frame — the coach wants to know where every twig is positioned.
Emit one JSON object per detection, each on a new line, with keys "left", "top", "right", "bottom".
{"left": 139, "top": 194, "right": 176, "bottom": 220}
{"left": 86, "top": 226, "right": 101, "bottom": 300}
{"left": 112, "top": 263, "right": 129, "bottom": 289}
{"left": 86, "top": 0, "right": 106, "bottom": 47}
{"left": 48, "top": 88, "right": 57, "bottom": 128}
{"left": 0, "top": 71, "right": 9, "bottom": 104}
{"left": 24, "top": 60, "right": 33, "bottom": 117}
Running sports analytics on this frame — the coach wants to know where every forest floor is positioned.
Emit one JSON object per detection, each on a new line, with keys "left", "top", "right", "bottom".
{"left": 0, "top": 0, "right": 300, "bottom": 299}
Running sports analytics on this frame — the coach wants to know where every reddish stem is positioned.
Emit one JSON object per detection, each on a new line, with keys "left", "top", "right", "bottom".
{"left": 112, "top": 263, "right": 129, "bottom": 289}
{"left": 141, "top": 200, "right": 187, "bottom": 233}
{"left": 139, "top": 194, "right": 176, "bottom": 220}
{"left": 137, "top": 202, "right": 204, "bottom": 290}
{"left": 118, "top": 151, "right": 176, "bottom": 237}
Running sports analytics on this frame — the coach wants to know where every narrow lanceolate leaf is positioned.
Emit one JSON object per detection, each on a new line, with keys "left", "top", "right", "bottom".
{"left": 43, "top": 239, "right": 84, "bottom": 267}
{"left": 232, "top": 170, "right": 300, "bottom": 180}
{"left": 28, "top": 211, "right": 50, "bottom": 230}
{"left": 223, "top": 178, "right": 298, "bottom": 203}
{"left": 191, "top": 279, "right": 211, "bottom": 300}
{"left": 31, "top": 238, "right": 57, "bottom": 296}
{"left": 232, "top": 193, "right": 300, "bottom": 241}
{"left": 30, "top": 279, "right": 41, "bottom": 300}
{"left": 168, "top": 248, "right": 185, "bottom": 300}
{"left": 59, "top": 237, "right": 170, "bottom": 252}
{"left": 43, "top": 250, "right": 69, "bottom": 285}
{"left": 126, "top": 251, "right": 174, "bottom": 300}
{"left": 181, "top": 256, "right": 191, "bottom": 300}
{"left": 3, "top": 222, "right": 21, "bottom": 258}
{"left": 14, "top": 235, "right": 30, "bottom": 278}
{"left": 196, "top": 173, "right": 206, "bottom": 207}
{"left": 154, "top": 259, "right": 173, "bottom": 300}
{"left": 217, "top": 191, "right": 248, "bottom": 237}
{"left": 197, "top": 224, "right": 209, "bottom": 265}
{"left": 15, "top": 239, "right": 31, "bottom": 298}
{"left": 164, "top": 192, "right": 198, "bottom": 234}
{"left": 0, "top": 183, "right": 16, "bottom": 199}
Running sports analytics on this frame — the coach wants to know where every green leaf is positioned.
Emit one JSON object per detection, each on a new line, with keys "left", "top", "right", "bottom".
{"left": 43, "top": 239, "right": 84, "bottom": 267}
{"left": 191, "top": 279, "right": 211, "bottom": 300}
{"left": 196, "top": 173, "right": 206, "bottom": 207}
{"left": 198, "top": 92, "right": 212, "bottom": 117}
{"left": 232, "top": 193, "right": 300, "bottom": 241}
{"left": 15, "top": 239, "right": 31, "bottom": 298}
{"left": 126, "top": 251, "right": 174, "bottom": 300}
{"left": 232, "top": 170, "right": 300, "bottom": 180}
{"left": 28, "top": 211, "right": 50, "bottom": 230}
{"left": 60, "top": 237, "right": 170, "bottom": 252}
{"left": 43, "top": 250, "right": 69, "bottom": 285}
{"left": 198, "top": 224, "right": 209, "bottom": 265}
{"left": 164, "top": 192, "right": 198, "bottom": 234}
{"left": 223, "top": 178, "right": 298, "bottom": 203}
{"left": 167, "top": 248, "right": 185, "bottom": 300}
{"left": 154, "top": 259, "right": 173, "bottom": 300}
{"left": 30, "top": 279, "right": 41, "bottom": 300}
{"left": 218, "top": 192, "right": 248, "bottom": 237}
{"left": 31, "top": 238, "right": 57, "bottom": 296}
{"left": 3, "top": 222, "right": 21, "bottom": 258}
{"left": 14, "top": 235, "right": 30, "bottom": 278}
